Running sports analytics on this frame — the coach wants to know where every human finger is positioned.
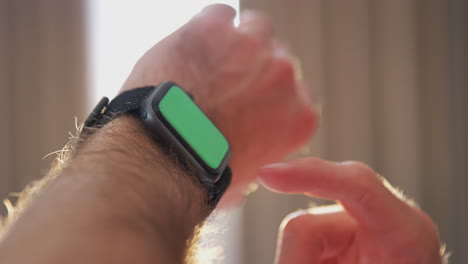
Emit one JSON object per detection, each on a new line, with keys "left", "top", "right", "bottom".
{"left": 194, "top": 4, "right": 237, "bottom": 25}
{"left": 258, "top": 158, "right": 412, "bottom": 231}
{"left": 238, "top": 10, "right": 274, "bottom": 45}
{"left": 276, "top": 204, "right": 356, "bottom": 264}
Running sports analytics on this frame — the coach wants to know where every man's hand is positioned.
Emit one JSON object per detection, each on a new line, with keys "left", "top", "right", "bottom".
{"left": 122, "top": 4, "right": 317, "bottom": 206}
{"left": 0, "top": 5, "right": 316, "bottom": 264}
{"left": 258, "top": 158, "right": 444, "bottom": 264}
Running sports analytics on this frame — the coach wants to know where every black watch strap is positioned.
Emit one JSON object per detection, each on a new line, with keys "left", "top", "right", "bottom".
{"left": 84, "top": 86, "right": 154, "bottom": 128}
{"left": 83, "top": 86, "right": 231, "bottom": 207}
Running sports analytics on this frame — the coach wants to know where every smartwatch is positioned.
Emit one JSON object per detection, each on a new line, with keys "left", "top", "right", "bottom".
{"left": 83, "top": 81, "right": 232, "bottom": 207}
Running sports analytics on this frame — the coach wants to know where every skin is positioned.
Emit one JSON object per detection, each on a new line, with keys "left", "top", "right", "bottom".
{"left": 0, "top": 117, "right": 204, "bottom": 263}
{"left": 0, "top": 4, "right": 443, "bottom": 264}
{"left": 0, "top": 5, "right": 315, "bottom": 263}
{"left": 122, "top": 4, "right": 317, "bottom": 206}
{"left": 258, "top": 159, "right": 443, "bottom": 264}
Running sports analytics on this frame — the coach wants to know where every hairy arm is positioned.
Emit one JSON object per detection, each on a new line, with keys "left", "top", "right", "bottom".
{"left": 0, "top": 117, "right": 209, "bottom": 264}
{"left": 0, "top": 4, "right": 317, "bottom": 263}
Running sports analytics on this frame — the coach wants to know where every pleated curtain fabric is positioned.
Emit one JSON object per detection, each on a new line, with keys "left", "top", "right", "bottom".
{"left": 239, "top": 0, "right": 468, "bottom": 263}
{"left": 0, "top": 0, "right": 87, "bottom": 211}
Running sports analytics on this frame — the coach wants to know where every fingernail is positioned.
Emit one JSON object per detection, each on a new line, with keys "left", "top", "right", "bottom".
{"left": 263, "top": 162, "right": 290, "bottom": 169}
{"left": 259, "top": 163, "right": 291, "bottom": 174}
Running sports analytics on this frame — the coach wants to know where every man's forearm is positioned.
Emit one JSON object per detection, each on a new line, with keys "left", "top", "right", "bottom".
{"left": 0, "top": 117, "right": 209, "bottom": 263}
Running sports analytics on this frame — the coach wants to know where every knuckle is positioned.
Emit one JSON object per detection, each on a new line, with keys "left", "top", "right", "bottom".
{"left": 343, "top": 160, "right": 375, "bottom": 175}
{"left": 206, "top": 3, "right": 236, "bottom": 15}
{"left": 178, "top": 23, "right": 230, "bottom": 72}
{"left": 340, "top": 161, "right": 383, "bottom": 203}
{"left": 342, "top": 161, "right": 377, "bottom": 183}
{"left": 197, "top": 4, "right": 236, "bottom": 27}
{"left": 240, "top": 10, "right": 274, "bottom": 38}
{"left": 272, "top": 56, "right": 295, "bottom": 81}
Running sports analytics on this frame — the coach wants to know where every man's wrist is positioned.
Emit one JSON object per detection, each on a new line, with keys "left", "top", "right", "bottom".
{"left": 72, "top": 116, "right": 211, "bottom": 254}
{"left": 0, "top": 116, "right": 210, "bottom": 263}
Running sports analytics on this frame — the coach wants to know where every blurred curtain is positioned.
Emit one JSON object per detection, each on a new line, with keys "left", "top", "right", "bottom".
{"left": 0, "top": 0, "right": 87, "bottom": 213}
{"left": 239, "top": 0, "right": 468, "bottom": 264}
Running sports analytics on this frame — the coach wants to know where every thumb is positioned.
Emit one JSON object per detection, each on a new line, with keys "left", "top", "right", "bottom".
{"left": 276, "top": 205, "right": 356, "bottom": 264}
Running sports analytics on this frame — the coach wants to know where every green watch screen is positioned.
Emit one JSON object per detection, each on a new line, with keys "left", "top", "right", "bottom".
{"left": 159, "top": 86, "right": 229, "bottom": 169}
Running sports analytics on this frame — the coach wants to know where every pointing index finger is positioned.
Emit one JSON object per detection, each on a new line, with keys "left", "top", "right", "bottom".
{"left": 258, "top": 158, "right": 411, "bottom": 231}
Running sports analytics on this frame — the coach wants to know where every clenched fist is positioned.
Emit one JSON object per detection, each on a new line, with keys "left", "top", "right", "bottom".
{"left": 122, "top": 4, "right": 317, "bottom": 206}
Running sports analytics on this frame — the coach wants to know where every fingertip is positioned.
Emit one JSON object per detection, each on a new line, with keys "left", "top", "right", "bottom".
{"left": 258, "top": 158, "right": 337, "bottom": 194}
{"left": 238, "top": 9, "right": 274, "bottom": 43}
{"left": 197, "top": 3, "right": 237, "bottom": 23}
{"left": 258, "top": 163, "right": 289, "bottom": 179}
{"left": 257, "top": 163, "right": 291, "bottom": 191}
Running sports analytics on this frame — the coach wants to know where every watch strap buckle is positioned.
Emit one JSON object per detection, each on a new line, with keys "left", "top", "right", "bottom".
{"left": 83, "top": 97, "right": 110, "bottom": 129}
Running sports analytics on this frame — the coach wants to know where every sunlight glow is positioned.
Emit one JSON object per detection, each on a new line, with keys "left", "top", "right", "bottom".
{"left": 86, "top": 2, "right": 241, "bottom": 264}
{"left": 86, "top": 0, "right": 239, "bottom": 107}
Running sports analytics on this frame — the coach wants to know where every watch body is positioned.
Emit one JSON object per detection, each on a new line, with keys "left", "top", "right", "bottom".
{"left": 141, "top": 82, "right": 231, "bottom": 184}
{"left": 83, "top": 81, "right": 232, "bottom": 206}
